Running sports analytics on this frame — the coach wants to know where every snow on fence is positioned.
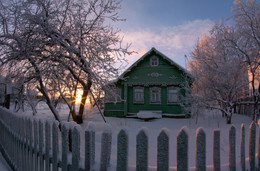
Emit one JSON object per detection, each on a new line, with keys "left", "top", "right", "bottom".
{"left": 0, "top": 107, "right": 260, "bottom": 171}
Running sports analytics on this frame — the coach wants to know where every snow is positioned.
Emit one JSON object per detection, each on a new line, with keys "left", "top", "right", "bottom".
{"left": 0, "top": 152, "right": 12, "bottom": 171}
{"left": 137, "top": 110, "right": 162, "bottom": 120}
{"left": 2, "top": 103, "right": 258, "bottom": 170}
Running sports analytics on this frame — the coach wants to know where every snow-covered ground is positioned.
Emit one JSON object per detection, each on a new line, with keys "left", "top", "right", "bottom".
{"left": 6, "top": 102, "right": 258, "bottom": 170}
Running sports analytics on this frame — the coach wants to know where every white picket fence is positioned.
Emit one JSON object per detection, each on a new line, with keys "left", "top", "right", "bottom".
{"left": 0, "top": 107, "right": 260, "bottom": 171}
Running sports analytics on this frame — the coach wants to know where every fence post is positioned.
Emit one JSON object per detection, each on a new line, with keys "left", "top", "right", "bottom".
{"left": 34, "top": 119, "right": 38, "bottom": 171}
{"left": 241, "top": 124, "right": 245, "bottom": 171}
{"left": 72, "top": 125, "right": 81, "bottom": 171}
{"left": 100, "top": 124, "right": 112, "bottom": 171}
{"left": 157, "top": 128, "right": 169, "bottom": 171}
{"left": 116, "top": 129, "right": 128, "bottom": 171}
{"left": 196, "top": 128, "right": 206, "bottom": 171}
{"left": 39, "top": 120, "right": 44, "bottom": 171}
{"left": 24, "top": 117, "right": 28, "bottom": 171}
{"left": 229, "top": 126, "right": 236, "bottom": 171}
{"left": 85, "top": 122, "right": 95, "bottom": 171}
{"left": 29, "top": 118, "right": 34, "bottom": 171}
{"left": 177, "top": 127, "right": 188, "bottom": 171}
{"left": 136, "top": 127, "right": 148, "bottom": 171}
{"left": 45, "top": 120, "right": 51, "bottom": 171}
{"left": 22, "top": 117, "right": 26, "bottom": 171}
{"left": 249, "top": 121, "right": 256, "bottom": 171}
{"left": 213, "top": 129, "right": 220, "bottom": 171}
{"left": 62, "top": 123, "right": 69, "bottom": 171}
{"left": 52, "top": 121, "right": 59, "bottom": 171}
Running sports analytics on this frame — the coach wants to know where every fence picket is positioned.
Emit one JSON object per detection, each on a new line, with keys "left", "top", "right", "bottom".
{"left": 72, "top": 125, "right": 81, "bottom": 171}
{"left": 25, "top": 118, "right": 29, "bottom": 171}
{"left": 29, "top": 118, "right": 33, "bottom": 171}
{"left": 117, "top": 129, "right": 128, "bottom": 171}
{"left": 45, "top": 120, "right": 51, "bottom": 171}
{"left": 85, "top": 122, "right": 95, "bottom": 171}
{"left": 240, "top": 124, "right": 245, "bottom": 171}
{"left": 249, "top": 122, "right": 256, "bottom": 171}
{"left": 177, "top": 127, "right": 188, "bottom": 171}
{"left": 157, "top": 128, "right": 169, "bottom": 171}
{"left": 100, "top": 124, "right": 112, "bottom": 171}
{"left": 62, "top": 123, "right": 69, "bottom": 171}
{"left": 196, "top": 128, "right": 206, "bottom": 171}
{"left": 52, "top": 121, "right": 59, "bottom": 171}
{"left": 229, "top": 126, "right": 236, "bottom": 171}
{"left": 34, "top": 119, "right": 38, "bottom": 171}
{"left": 39, "top": 120, "right": 44, "bottom": 171}
{"left": 22, "top": 117, "right": 26, "bottom": 171}
{"left": 213, "top": 130, "right": 220, "bottom": 171}
{"left": 136, "top": 128, "right": 148, "bottom": 171}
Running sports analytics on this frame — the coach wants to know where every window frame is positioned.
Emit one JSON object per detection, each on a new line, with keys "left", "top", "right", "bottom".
{"left": 150, "top": 87, "right": 161, "bottom": 104}
{"left": 133, "top": 86, "right": 144, "bottom": 104}
{"left": 167, "top": 86, "right": 179, "bottom": 104}
{"left": 150, "top": 56, "right": 159, "bottom": 67}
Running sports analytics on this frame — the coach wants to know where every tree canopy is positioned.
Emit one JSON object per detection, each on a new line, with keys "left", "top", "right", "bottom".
{"left": 0, "top": 0, "right": 132, "bottom": 123}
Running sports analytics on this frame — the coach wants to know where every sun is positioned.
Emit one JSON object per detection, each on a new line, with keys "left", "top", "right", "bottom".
{"left": 75, "top": 89, "right": 83, "bottom": 104}
{"left": 75, "top": 89, "right": 91, "bottom": 105}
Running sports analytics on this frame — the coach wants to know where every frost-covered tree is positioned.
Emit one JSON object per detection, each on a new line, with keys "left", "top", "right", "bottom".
{"left": 0, "top": 0, "right": 131, "bottom": 123}
{"left": 190, "top": 0, "right": 260, "bottom": 123}
{"left": 229, "top": 0, "right": 260, "bottom": 120}
{"left": 189, "top": 26, "right": 248, "bottom": 124}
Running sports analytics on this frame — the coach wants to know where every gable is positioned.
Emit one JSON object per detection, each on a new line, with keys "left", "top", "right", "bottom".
{"left": 116, "top": 48, "right": 192, "bottom": 86}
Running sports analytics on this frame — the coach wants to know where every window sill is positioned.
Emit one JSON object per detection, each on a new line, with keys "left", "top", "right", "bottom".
{"left": 133, "top": 102, "right": 144, "bottom": 104}
{"left": 167, "top": 102, "right": 180, "bottom": 105}
{"left": 150, "top": 102, "right": 161, "bottom": 105}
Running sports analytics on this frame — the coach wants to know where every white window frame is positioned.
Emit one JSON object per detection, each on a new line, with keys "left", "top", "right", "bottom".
{"left": 150, "top": 87, "right": 161, "bottom": 104}
{"left": 133, "top": 87, "right": 144, "bottom": 103}
{"left": 167, "top": 87, "right": 179, "bottom": 104}
{"left": 150, "top": 56, "right": 159, "bottom": 67}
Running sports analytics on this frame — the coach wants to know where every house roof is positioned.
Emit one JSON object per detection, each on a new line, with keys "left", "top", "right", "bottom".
{"left": 118, "top": 47, "right": 192, "bottom": 81}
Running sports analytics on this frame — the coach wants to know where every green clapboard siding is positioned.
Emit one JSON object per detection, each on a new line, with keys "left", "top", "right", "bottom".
{"left": 104, "top": 48, "right": 192, "bottom": 118}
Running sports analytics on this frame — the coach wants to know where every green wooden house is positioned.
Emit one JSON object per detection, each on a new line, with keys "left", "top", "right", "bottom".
{"left": 104, "top": 48, "right": 193, "bottom": 118}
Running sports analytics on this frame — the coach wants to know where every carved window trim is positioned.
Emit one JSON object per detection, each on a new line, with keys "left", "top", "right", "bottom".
{"left": 150, "top": 56, "right": 159, "bottom": 67}
{"left": 150, "top": 87, "right": 161, "bottom": 104}
{"left": 167, "top": 86, "right": 179, "bottom": 104}
{"left": 133, "top": 86, "right": 144, "bottom": 104}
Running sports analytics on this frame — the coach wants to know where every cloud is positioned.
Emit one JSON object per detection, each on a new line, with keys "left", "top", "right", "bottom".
{"left": 122, "top": 19, "right": 215, "bottom": 68}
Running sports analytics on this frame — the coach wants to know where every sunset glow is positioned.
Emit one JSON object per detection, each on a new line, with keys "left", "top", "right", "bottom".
{"left": 75, "top": 89, "right": 83, "bottom": 104}
{"left": 75, "top": 89, "right": 91, "bottom": 105}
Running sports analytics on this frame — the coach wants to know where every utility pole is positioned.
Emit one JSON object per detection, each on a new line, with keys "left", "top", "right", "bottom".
{"left": 184, "top": 55, "right": 187, "bottom": 69}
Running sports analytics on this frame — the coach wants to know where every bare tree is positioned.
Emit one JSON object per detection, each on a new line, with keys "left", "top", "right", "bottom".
{"left": 190, "top": 0, "right": 260, "bottom": 122}
{"left": 229, "top": 0, "right": 260, "bottom": 120}
{"left": 189, "top": 28, "right": 248, "bottom": 124}
{"left": 0, "top": 0, "right": 132, "bottom": 123}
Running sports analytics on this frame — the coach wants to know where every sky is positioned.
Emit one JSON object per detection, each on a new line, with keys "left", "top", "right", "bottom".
{"left": 114, "top": 0, "right": 246, "bottom": 69}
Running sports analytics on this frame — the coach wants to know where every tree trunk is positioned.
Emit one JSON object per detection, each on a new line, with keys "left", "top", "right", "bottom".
{"left": 4, "top": 94, "right": 10, "bottom": 109}
{"left": 77, "top": 80, "right": 92, "bottom": 124}
{"left": 226, "top": 115, "right": 231, "bottom": 124}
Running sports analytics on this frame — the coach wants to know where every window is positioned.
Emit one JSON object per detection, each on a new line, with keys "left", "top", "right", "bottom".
{"left": 150, "top": 56, "right": 159, "bottom": 66}
{"left": 134, "top": 87, "right": 144, "bottom": 103}
{"left": 150, "top": 87, "right": 161, "bottom": 104}
{"left": 105, "top": 87, "right": 121, "bottom": 103}
{"left": 168, "top": 87, "right": 179, "bottom": 103}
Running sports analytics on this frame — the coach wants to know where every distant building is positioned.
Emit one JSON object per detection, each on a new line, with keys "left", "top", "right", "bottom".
{"left": 104, "top": 48, "right": 193, "bottom": 118}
